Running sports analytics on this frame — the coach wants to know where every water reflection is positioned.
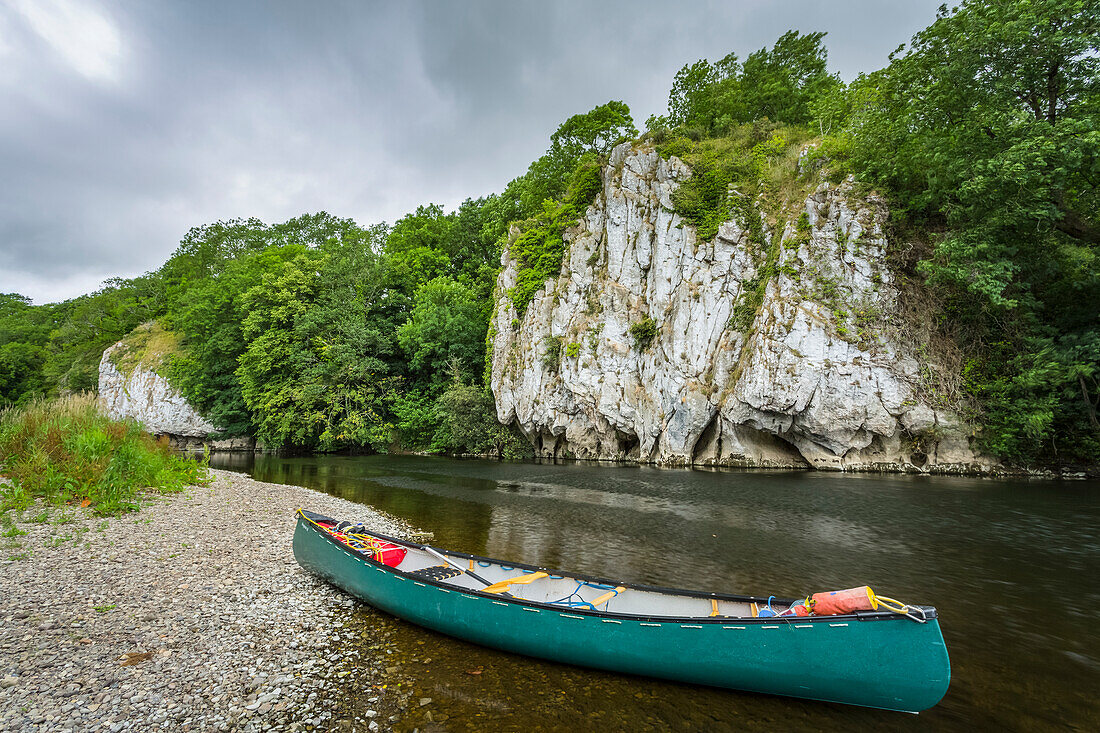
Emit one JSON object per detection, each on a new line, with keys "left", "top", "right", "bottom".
{"left": 212, "top": 453, "right": 1100, "bottom": 730}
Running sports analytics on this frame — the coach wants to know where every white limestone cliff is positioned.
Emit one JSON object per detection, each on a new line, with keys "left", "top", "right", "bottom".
{"left": 490, "top": 142, "right": 992, "bottom": 473}
{"left": 97, "top": 324, "right": 219, "bottom": 438}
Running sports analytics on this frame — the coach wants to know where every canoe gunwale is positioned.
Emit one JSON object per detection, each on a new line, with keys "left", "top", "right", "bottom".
{"left": 296, "top": 509, "right": 936, "bottom": 626}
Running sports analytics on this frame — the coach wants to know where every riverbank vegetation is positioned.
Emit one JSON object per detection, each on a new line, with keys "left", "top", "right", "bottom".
{"left": 0, "top": 394, "right": 208, "bottom": 516}
{"left": 0, "top": 0, "right": 1095, "bottom": 466}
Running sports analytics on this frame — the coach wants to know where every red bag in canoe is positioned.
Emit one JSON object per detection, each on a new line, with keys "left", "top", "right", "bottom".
{"left": 364, "top": 538, "right": 406, "bottom": 567}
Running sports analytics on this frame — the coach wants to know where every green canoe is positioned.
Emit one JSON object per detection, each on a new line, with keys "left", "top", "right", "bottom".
{"left": 293, "top": 509, "right": 950, "bottom": 713}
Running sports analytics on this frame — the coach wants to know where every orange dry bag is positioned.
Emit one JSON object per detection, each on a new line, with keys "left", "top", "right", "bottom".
{"left": 811, "top": 586, "right": 876, "bottom": 615}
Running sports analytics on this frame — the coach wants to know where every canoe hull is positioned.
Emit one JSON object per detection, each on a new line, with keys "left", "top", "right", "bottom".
{"left": 293, "top": 515, "right": 950, "bottom": 712}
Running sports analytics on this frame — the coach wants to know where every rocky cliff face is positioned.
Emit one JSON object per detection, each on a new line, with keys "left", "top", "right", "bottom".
{"left": 98, "top": 322, "right": 219, "bottom": 438}
{"left": 490, "top": 142, "right": 991, "bottom": 473}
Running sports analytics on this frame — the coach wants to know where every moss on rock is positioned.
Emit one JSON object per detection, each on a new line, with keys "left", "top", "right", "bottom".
{"left": 107, "top": 321, "right": 184, "bottom": 380}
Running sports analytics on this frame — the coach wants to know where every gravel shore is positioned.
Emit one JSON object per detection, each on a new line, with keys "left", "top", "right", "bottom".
{"left": 0, "top": 468, "right": 416, "bottom": 733}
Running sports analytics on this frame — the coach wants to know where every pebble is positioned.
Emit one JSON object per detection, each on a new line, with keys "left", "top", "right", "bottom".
{"left": 0, "top": 469, "right": 415, "bottom": 732}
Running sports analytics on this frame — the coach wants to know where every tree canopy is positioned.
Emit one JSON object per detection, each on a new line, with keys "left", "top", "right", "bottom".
{"left": 550, "top": 100, "right": 637, "bottom": 157}
{"left": 659, "top": 31, "right": 837, "bottom": 133}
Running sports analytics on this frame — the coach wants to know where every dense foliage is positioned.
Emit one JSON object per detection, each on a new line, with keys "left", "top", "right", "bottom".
{"left": 0, "top": 394, "right": 209, "bottom": 517}
{"left": 0, "top": 295, "right": 51, "bottom": 404}
{"left": 1, "top": 1, "right": 1096, "bottom": 466}
{"left": 651, "top": 31, "right": 839, "bottom": 135}
{"left": 837, "top": 0, "right": 1100, "bottom": 461}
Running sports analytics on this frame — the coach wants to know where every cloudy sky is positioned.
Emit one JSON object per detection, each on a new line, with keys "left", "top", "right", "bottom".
{"left": 0, "top": 0, "right": 942, "bottom": 304}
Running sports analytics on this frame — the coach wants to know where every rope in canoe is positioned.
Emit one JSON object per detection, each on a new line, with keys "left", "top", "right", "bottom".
{"left": 299, "top": 512, "right": 409, "bottom": 567}
{"left": 547, "top": 580, "right": 623, "bottom": 610}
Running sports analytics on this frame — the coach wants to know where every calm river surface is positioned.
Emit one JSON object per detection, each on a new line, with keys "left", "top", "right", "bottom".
{"left": 211, "top": 454, "right": 1099, "bottom": 731}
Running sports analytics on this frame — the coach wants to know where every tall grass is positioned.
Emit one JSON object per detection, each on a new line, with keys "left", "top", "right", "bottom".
{"left": 0, "top": 394, "right": 209, "bottom": 515}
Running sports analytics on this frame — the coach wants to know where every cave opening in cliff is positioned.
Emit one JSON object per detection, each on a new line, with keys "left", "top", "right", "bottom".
{"left": 691, "top": 412, "right": 721, "bottom": 463}
{"left": 615, "top": 431, "right": 639, "bottom": 459}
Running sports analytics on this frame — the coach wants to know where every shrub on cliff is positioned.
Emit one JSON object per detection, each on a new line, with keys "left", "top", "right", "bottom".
{"left": 0, "top": 394, "right": 209, "bottom": 516}
{"left": 507, "top": 201, "right": 578, "bottom": 316}
{"left": 503, "top": 104, "right": 637, "bottom": 318}
{"left": 628, "top": 318, "right": 659, "bottom": 350}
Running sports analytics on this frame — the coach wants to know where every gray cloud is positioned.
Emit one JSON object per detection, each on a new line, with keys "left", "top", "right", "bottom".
{"left": 0, "top": 0, "right": 942, "bottom": 303}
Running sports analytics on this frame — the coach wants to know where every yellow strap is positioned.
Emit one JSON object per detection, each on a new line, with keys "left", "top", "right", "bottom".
{"left": 750, "top": 602, "right": 759, "bottom": 617}
{"left": 582, "top": 586, "right": 626, "bottom": 609}
{"left": 482, "top": 572, "right": 549, "bottom": 595}
{"left": 710, "top": 599, "right": 720, "bottom": 617}
{"left": 870, "top": 593, "right": 909, "bottom": 614}
{"left": 469, "top": 558, "right": 474, "bottom": 571}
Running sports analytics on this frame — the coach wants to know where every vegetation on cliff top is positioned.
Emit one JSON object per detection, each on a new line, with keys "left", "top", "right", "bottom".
{"left": 507, "top": 104, "right": 634, "bottom": 315}
{"left": 107, "top": 320, "right": 183, "bottom": 379}
{"left": 0, "top": 0, "right": 1096, "bottom": 465}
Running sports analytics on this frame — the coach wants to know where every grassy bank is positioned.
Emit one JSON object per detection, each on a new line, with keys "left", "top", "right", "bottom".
{"left": 0, "top": 393, "right": 208, "bottom": 516}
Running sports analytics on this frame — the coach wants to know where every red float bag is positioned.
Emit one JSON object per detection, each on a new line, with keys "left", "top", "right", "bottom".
{"left": 811, "top": 586, "right": 876, "bottom": 615}
{"left": 364, "top": 539, "right": 407, "bottom": 567}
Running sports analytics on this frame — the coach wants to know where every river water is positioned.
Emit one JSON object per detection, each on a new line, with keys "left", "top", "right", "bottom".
{"left": 211, "top": 453, "right": 1099, "bottom": 731}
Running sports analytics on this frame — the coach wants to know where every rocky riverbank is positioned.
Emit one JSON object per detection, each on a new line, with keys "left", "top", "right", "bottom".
{"left": 0, "top": 469, "right": 416, "bottom": 732}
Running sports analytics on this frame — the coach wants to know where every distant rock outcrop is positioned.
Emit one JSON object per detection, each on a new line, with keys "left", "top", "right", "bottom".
{"left": 490, "top": 142, "right": 994, "bottom": 473}
{"left": 98, "top": 322, "right": 218, "bottom": 438}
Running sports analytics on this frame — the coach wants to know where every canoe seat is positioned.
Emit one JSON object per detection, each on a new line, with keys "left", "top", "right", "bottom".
{"left": 482, "top": 571, "right": 549, "bottom": 595}
{"left": 410, "top": 565, "right": 463, "bottom": 581}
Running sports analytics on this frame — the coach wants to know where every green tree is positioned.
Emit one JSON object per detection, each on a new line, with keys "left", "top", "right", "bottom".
{"left": 236, "top": 250, "right": 396, "bottom": 451}
{"left": 491, "top": 101, "right": 637, "bottom": 227}
{"left": 434, "top": 378, "right": 501, "bottom": 454}
{"left": 737, "top": 31, "right": 837, "bottom": 126}
{"left": 664, "top": 32, "right": 835, "bottom": 132}
{"left": 397, "top": 277, "right": 488, "bottom": 392}
{"left": 549, "top": 100, "right": 637, "bottom": 157}
{"left": 161, "top": 212, "right": 390, "bottom": 436}
{"left": 433, "top": 372, "right": 533, "bottom": 458}
{"left": 166, "top": 245, "right": 307, "bottom": 434}
{"left": 390, "top": 389, "right": 440, "bottom": 451}
{"left": 667, "top": 54, "right": 739, "bottom": 129}
{"left": 0, "top": 294, "right": 53, "bottom": 405}
{"left": 160, "top": 218, "right": 269, "bottom": 303}
{"left": 847, "top": 0, "right": 1100, "bottom": 460}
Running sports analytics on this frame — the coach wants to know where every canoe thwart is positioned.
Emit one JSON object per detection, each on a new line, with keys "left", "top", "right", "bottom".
{"left": 483, "top": 571, "right": 550, "bottom": 594}
{"left": 578, "top": 586, "right": 626, "bottom": 610}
